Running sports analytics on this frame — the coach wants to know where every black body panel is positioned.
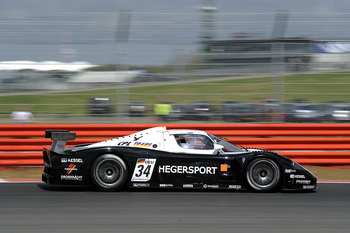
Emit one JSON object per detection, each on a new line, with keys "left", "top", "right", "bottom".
{"left": 43, "top": 146, "right": 317, "bottom": 191}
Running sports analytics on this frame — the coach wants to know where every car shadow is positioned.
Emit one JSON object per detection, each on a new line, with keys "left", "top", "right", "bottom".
{"left": 37, "top": 183, "right": 316, "bottom": 193}
{"left": 37, "top": 183, "right": 96, "bottom": 192}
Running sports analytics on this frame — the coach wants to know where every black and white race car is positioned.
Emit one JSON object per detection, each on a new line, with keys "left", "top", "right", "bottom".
{"left": 42, "top": 126, "right": 317, "bottom": 192}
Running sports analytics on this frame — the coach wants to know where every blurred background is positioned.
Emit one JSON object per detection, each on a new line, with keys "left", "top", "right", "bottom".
{"left": 2, "top": 0, "right": 350, "bottom": 124}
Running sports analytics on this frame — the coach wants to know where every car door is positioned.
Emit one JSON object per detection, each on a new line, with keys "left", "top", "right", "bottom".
{"left": 164, "top": 134, "right": 236, "bottom": 187}
{"left": 168, "top": 151, "right": 244, "bottom": 190}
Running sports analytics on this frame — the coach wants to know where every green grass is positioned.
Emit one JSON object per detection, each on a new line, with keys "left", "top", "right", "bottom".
{"left": 1, "top": 71, "right": 350, "bottom": 117}
{"left": 129, "top": 72, "right": 350, "bottom": 103}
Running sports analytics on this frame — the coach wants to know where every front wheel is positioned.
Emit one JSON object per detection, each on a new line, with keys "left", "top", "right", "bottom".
{"left": 91, "top": 154, "right": 128, "bottom": 191}
{"left": 246, "top": 158, "right": 281, "bottom": 192}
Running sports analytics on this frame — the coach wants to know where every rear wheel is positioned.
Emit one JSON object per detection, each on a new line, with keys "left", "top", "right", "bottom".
{"left": 246, "top": 158, "right": 281, "bottom": 192}
{"left": 91, "top": 154, "right": 128, "bottom": 191}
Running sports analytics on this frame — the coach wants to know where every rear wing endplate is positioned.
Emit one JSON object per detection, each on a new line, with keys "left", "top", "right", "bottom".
{"left": 45, "top": 130, "right": 76, "bottom": 154}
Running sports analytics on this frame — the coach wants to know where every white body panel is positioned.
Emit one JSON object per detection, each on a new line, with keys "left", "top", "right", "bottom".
{"left": 71, "top": 126, "right": 217, "bottom": 154}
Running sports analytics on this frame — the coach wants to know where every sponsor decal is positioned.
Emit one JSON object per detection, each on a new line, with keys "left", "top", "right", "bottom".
{"left": 133, "top": 183, "right": 150, "bottom": 188}
{"left": 117, "top": 141, "right": 132, "bottom": 146}
{"left": 303, "top": 185, "right": 316, "bottom": 189}
{"left": 131, "top": 158, "right": 157, "bottom": 182}
{"left": 159, "top": 184, "right": 173, "bottom": 188}
{"left": 134, "top": 135, "right": 143, "bottom": 141}
{"left": 183, "top": 184, "right": 194, "bottom": 188}
{"left": 133, "top": 142, "right": 152, "bottom": 147}
{"left": 61, "top": 158, "right": 83, "bottom": 163}
{"left": 290, "top": 174, "right": 306, "bottom": 179}
{"left": 64, "top": 163, "right": 77, "bottom": 174}
{"left": 220, "top": 164, "right": 229, "bottom": 172}
{"left": 203, "top": 184, "right": 219, "bottom": 189}
{"left": 229, "top": 185, "right": 242, "bottom": 190}
{"left": 159, "top": 165, "right": 218, "bottom": 175}
{"left": 296, "top": 180, "right": 311, "bottom": 184}
{"left": 285, "top": 169, "right": 297, "bottom": 173}
{"left": 61, "top": 175, "right": 83, "bottom": 181}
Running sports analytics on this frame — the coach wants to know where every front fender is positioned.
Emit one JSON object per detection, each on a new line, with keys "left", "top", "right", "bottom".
{"left": 242, "top": 151, "right": 317, "bottom": 191}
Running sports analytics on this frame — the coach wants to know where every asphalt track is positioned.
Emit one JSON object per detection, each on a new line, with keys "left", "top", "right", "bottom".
{"left": 0, "top": 183, "right": 349, "bottom": 233}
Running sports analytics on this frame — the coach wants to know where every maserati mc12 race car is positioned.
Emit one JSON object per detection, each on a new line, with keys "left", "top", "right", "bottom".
{"left": 42, "top": 126, "right": 317, "bottom": 192}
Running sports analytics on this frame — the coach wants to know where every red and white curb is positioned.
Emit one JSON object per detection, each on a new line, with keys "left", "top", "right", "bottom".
{"left": 318, "top": 180, "right": 350, "bottom": 184}
{"left": 0, "top": 178, "right": 42, "bottom": 183}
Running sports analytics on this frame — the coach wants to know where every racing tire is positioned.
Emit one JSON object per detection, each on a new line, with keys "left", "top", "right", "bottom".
{"left": 91, "top": 154, "right": 128, "bottom": 191}
{"left": 246, "top": 158, "right": 281, "bottom": 192}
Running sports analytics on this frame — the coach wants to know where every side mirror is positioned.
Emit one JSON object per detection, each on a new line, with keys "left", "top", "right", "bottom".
{"left": 214, "top": 144, "right": 224, "bottom": 154}
{"left": 214, "top": 144, "right": 224, "bottom": 150}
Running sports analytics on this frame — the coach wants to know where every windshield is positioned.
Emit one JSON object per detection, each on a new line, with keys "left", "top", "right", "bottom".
{"left": 174, "top": 134, "right": 214, "bottom": 150}
{"left": 208, "top": 134, "right": 246, "bottom": 152}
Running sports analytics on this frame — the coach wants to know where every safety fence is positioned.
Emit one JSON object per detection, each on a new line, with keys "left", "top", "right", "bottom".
{"left": 1, "top": 123, "right": 350, "bottom": 166}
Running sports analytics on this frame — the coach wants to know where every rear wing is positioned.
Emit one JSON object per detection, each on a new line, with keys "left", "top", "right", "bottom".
{"left": 45, "top": 130, "right": 76, "bottom": 154}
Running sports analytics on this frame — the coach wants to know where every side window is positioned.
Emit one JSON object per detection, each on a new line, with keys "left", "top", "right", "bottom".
{"left": 175, "top": 134, "right": 214, "bottom": 150}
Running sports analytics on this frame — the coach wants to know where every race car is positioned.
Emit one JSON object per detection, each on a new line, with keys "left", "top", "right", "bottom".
{"left": 42, "top": 126, "right": 317, "bottom": 192}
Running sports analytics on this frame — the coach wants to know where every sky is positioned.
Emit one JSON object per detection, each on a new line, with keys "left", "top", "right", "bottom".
{"left": 0, "top": 0, "right": 347, "bottom": 14}
{"left": 0, "top": 0, "right": 349, "bottom": 66}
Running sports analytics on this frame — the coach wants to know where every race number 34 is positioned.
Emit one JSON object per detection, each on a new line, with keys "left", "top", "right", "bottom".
{"left": 131, "top": 158, "right": 157, "bottom": 182}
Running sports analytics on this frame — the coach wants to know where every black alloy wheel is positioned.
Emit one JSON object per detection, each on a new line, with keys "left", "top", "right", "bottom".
{"left": 246, "top": 158, "right": 281, "bottom": 192}
{"left": 91, "top": 154, "right": 128, "bottom": 191}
